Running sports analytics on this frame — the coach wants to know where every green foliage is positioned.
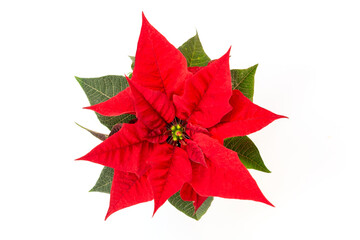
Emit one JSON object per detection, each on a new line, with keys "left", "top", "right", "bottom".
{"left": 230, "top": 64, "right": 258, "bottom": 101}
{"left": 178, "top": 33, "right": 211, "bottom": 67}
{"left": 129, "top": 56, "right": 135, "bottom": 70}
{"left": 224, "top": 136, "right": 270, "bottom": 173}
{"left": 76, "top": 75, "right": 135, "bottom": 130}
{"left": 89, "top": 167, "right": 114, "bottom": 193}
{"left": 168, "top": 192, "right": 213, "bottom": 220}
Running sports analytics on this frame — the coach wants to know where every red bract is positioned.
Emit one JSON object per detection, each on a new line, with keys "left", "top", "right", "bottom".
{"left": 77, "top": 13, "right": 285, "bottom": 219}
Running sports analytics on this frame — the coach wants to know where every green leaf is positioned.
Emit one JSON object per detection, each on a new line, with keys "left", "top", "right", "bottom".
{"left": 231, "top": 64, "right": 258, "bottom": 101}
{"left": 129, "top": 56, "right": 135, "bottom": 70}
{"left": 224, "top": 136, "right": 270, "bottom": 173}
{"left": 76, "top": 75, "right": 135, "bottom": 130}
{"left": 178, "top": 33, "right": 211, "bottom": 67}
{"left": 75, "top": 122, "right": 108, "bottom": 141}
{"left": 89, "top": 167, "right": 114, "bottom": 193}
{"left": 168, "top": 192, "right": 213, "bottom": 220}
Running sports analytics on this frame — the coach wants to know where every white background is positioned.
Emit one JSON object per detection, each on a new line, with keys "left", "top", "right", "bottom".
{"left": 1, "top": 0, "right": 359, "bottom": 239}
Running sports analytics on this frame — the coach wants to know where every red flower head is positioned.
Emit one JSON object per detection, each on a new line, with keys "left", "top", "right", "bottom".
{"left": 77, "top": 13, "right": 285, "bottom": 219}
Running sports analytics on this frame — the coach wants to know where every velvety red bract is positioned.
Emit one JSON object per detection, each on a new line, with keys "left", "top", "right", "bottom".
{"left": 78, "top": 13, "right": 284, "bottom": 219}
{"left": 84, "top": 87, "right": 135, "bottom": 116}
{"left": 77, "top": 122, "right": 153, "bottom": 175}
{"left": 148, "top": 144, "right": 192, "bottom": 215}
{"left": 191, "top": 133, "right": 273, "bottom": 206}
{"left": 128, "top": 77, "right": 175, "bottom": 130}
{"left": 132, "top": 13, "right": 191, "bottom": 97}
{"left": 173, "top": 49, "right": 232, "bottom": 128}
{"left": 105, "top": 169, "right": 153, "bottom": 220}
{"left": 209, "top": 89, "right": 287, "bottom": 142}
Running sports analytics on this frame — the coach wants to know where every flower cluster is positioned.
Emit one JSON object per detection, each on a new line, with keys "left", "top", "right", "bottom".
{"left": 77, "top": 13, "right": 285, "bottom": 219}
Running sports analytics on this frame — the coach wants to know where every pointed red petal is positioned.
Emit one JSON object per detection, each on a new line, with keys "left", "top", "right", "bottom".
{"left": 180, "top": 183, "right": 207, "bottom": 212}
{"left": 128, "top": 78, "right": 175, "bottom": 130}
{"left": 105, "top": 169, "right": 153, "bottom": 220}
{"left": 191, "top": 133, "right": 273, "bottom": 206}
{"left": 84, "top": 87, "right": 135, "bottom": 116}
{"left": 173, "top": 49, "right": 233, "bottom": 128}
{"left": 132, "top": 13, "right": 190, "bottom": 97}
{"left": 185, "top": 139, "right": 207, "bottom": 167}
{"left": 76, "top": 122, "right": 153, "bottom": 175}
{"left": 210, "top": 89, "right": 286, "bottom": 141}
{"left": 148, "top": 144, "right": 192, "bottom": 215}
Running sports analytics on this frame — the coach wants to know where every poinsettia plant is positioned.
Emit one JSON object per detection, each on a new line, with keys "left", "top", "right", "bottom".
{"left": 76, "top": 13, "right": 285, "bottom": 220}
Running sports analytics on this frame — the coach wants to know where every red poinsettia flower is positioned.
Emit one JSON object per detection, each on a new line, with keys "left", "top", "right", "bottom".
{"left": 77, "top": 13, "right": 285, "bottom": 219}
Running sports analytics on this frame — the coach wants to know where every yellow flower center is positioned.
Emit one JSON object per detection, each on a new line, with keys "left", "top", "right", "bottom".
{"left": 171, "top": 124, "right": 184, "bottom": 141}
{"left": 166, "top": 118, "right": 190, "bottom": 147}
